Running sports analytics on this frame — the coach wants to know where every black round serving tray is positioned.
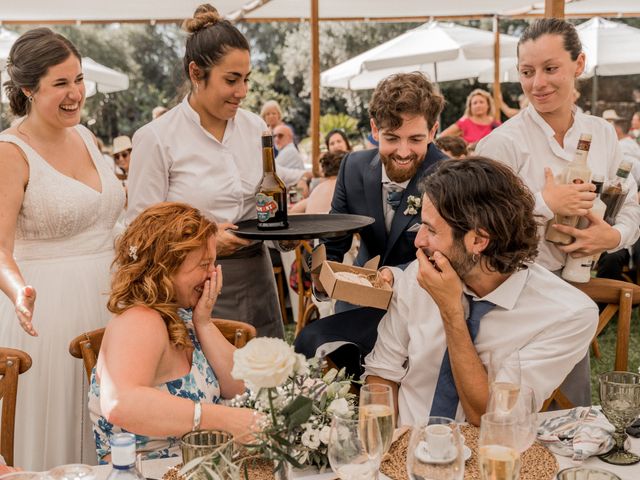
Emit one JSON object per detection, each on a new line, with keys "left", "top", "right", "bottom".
{"left": 233, "top": 214, "right": 374, "bottom": 240}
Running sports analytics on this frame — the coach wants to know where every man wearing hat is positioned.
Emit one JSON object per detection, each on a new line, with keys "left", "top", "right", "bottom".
{"left": 602, "top": 110, "right": 640, "bottom": 182}
{"left": 112, "top": 135, "right": 132, "bottom": 182}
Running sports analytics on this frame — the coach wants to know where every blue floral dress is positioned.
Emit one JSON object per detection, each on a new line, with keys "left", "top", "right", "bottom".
{"left": 88, "top": 309, "right": 221, "bottom": 462}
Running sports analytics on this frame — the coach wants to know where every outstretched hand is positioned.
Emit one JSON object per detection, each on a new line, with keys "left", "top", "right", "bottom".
{"left": 15, "top": 285, "right": 37, "bottom": 336}
{"left": 216, "top": 223, "right": 252, "bottom": 257}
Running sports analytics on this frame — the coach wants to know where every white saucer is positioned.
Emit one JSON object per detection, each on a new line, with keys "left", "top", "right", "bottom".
{"left": 414, "top": 441, "right": 472, "bottom": 464}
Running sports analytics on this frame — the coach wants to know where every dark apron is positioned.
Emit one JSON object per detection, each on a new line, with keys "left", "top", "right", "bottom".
{"left": 213, "top": 242, "right": 285, "bottom": 338}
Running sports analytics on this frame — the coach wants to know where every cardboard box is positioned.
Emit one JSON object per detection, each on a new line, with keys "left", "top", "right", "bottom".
{"left": 310, "top": 244, "right": 393, "bottom": 310}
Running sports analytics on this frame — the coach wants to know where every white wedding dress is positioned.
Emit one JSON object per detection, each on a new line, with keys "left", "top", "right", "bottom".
{"left": 0, "top": 125, "right": 125, "bottom": 470}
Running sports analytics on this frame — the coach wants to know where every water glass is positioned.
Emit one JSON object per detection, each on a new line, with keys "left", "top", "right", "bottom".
{"left": 478, "top": 412, "right": 521, "bottom": 480}
{"left": 406, "top": 416, "right": 464, "bottom": 480}
{"left": 328, "top": 412, "right": 382, "bottom": 480}
{"left": 46, "top": 465, "right": 95, "bottom": 480}
{"left": 359, "top": 384, "right": 395, "bottom": 455}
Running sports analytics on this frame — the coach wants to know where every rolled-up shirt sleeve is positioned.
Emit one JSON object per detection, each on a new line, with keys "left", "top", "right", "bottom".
{"left": 363, "top": 266, "right": 411, "bottom": 383}
{"left": 126, "top": 125, "right": 171, "bottom": 224}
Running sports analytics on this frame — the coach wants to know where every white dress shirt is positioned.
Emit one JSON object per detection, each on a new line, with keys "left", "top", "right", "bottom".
{"left": 619, "top": 137, "right": 640, "bottom": 184}
{"left": 476, "top": 105, "right": 640, "bottom": 271}
{"left": 276, "top": 143, "right": 307, "bottom": 186}
{"left": 363, "top": 261, "right": 598, "bottom": 426}
{"left": 381, "top": 165, "right": 410, "bottom": 232}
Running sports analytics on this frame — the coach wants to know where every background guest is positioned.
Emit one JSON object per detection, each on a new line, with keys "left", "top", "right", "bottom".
{"left": 127, "top": 4, "right": 284, "bottom": 338}
{"left": 435, "top": 136, "right": 468, "bottom": 159}
{"left": 440, "top": 88, "right": 500, "bottom": 143}
{"left": 324, "top": 129, "right": 352, "bottom": 154}
{"left": 260, "top": 99, "right": 284, "bottom": 132}
{"left": 0, "top": 28, "right": 125, "bottom": 469}
{"left": 112, "top": 135, "right": 132, "bottom": 182}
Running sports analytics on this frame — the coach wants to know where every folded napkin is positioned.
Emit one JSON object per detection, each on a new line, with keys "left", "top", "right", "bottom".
{"left": 537, "top": 407, "right": 615, "bottom": 462}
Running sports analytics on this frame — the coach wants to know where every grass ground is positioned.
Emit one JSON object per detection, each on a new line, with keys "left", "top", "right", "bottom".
{"left": 589, "top": 308, "right": 640, "bottom": 404}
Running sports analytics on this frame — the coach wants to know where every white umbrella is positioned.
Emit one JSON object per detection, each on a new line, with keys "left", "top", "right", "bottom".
{"left": 321, "top": 21, "right": 519, "bottom": 90}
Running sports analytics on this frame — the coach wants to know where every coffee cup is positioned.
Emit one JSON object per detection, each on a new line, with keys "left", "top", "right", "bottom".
{"left": 425, "top": 424, "right": 453, "bottom": 459}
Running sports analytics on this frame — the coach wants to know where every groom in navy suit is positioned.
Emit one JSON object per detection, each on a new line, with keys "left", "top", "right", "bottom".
{"left": 296, "top": 72, "right": 446, "bottom": 372}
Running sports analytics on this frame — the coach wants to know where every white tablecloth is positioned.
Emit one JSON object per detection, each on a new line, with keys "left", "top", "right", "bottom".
{"left": 92, "top": 410, "right": 640, "bottom": 480}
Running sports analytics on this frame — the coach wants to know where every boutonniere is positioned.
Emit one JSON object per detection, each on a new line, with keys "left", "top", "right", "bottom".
{"left": 404, "top": 195, "right": 422, "bottom": 215}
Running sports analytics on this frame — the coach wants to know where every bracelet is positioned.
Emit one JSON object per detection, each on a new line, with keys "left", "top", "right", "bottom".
{"left": 192, "top": 400, "right": 202, "bottom": 431}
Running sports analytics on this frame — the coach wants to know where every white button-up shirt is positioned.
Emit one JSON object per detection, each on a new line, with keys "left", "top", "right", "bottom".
{"left": 126, "top": 97, "right": 301, "bottom": 225}
{"left": 476, "top": 105, "right": 640, "bottom": 271}
{"left": 363, "top": 261, "right": 598, "bottom": 426}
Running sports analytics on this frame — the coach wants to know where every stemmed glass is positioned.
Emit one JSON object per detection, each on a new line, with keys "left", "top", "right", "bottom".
{"left": 359, "top": 384, "right": 395, "bottom": 457}
{"left": 488, "top": 350, "right": 521, "bottom": 414}
{"left": 598, "top": 371, "right": 640, "bottom": 465}
{"left": 478, "top": 413, "right": 521, "bottom": 480}
{"left": 487, "top": 385, "right": 538, "bottom": 453}
{"left": 406, "top": 416, "right": 464, "bottom": 480}
{"left": 328, "top": 411, "right": 383, "bottom": 480}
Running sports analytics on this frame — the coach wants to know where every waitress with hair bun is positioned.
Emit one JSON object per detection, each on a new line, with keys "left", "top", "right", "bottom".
{"left": 127, "top": 4, "right": 295, "bottom": 338}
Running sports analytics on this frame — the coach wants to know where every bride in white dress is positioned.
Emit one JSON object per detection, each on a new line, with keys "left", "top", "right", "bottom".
{"left": 0, "top": 28, "right": 125, "bottom": 470}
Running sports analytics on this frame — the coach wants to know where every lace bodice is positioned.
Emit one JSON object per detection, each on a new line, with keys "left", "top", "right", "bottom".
{"left": 0, "top": 126, "right": 125, "bottom": 257}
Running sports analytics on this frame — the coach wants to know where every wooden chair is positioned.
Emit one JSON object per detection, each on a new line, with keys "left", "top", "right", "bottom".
{"left": 0, "top": 347, "right": 32, "bottom": 466}
{"left": 541, "top": 277, "right": 640, "bottom": 411}
{"left": 293, "top": 241, "right": 317, "bottom": 338}
{"left": 69, "top": 319, "right": 257, "bottom": 382}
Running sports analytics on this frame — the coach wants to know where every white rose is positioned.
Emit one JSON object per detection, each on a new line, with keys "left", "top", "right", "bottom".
{"left": 231, "top": 337, "right": 297, "bottom": 389}
{"left": 327, "top": 398, "right": 350, "bottom": 417}
{"left": 319, "top": 425, "right": 331, "bottom": 444}
{"left": 302, "top": 428, "right": 321, "bottom": 450}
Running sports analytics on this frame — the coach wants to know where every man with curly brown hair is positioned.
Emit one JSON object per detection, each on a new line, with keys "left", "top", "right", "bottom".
{"left": 364, "top": 158, "right": 598, "bottom": 426}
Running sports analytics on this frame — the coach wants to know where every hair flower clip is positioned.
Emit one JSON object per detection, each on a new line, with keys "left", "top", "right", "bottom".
{"left": 404, "top": 195, "right": 422, "bottom": 216}
{"left": 128, "top": 245, "right": 138, "bottom": 261}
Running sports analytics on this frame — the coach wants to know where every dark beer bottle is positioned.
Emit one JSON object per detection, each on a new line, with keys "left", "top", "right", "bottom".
{"left": 256, "top": 132, "right": 288, "bottom": 230}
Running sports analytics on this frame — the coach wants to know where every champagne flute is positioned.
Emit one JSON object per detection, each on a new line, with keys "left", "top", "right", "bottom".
{"left": 328, "top": 411, "right": 382, "bottom": 480}
{"left": 406, "top": 416, "right": 464, "bottom": 480}
{"left": 478, "top": 412, "right": 521, "bottom": 480}
{"left": 359, "top": 384, "right": 395, "bottom": 456}
{"left": 487, "top": 385, "right": 538, "bottom": 453}
{"left": 488, "top": 350, "right": 521, "bottom": 413}
{"left": 598, "top": 371, "right": 640, "bottom": 465}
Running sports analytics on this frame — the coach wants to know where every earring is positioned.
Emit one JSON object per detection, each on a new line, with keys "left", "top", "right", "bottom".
{"left": 472, "top": 253, "right": 479, "bottom": 263}
{"left": 27, "top": 95, "right": 34, "bottom": 103}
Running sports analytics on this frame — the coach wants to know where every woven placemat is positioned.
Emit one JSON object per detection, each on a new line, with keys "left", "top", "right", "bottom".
{"left": 163, "top": 458, "right": 275, "bottom": 480}
{"left": 381, "top": 425, "right": 558, "bottom": 480}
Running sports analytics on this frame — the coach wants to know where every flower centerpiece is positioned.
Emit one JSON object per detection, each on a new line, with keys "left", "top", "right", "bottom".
{"left": 181, "top": 337, "right": 355, "bottom": 479}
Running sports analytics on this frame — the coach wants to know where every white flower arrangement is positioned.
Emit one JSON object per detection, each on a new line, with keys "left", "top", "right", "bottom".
{"left": 229, "top": 337, "right": 355, "bottom": 472}
{"left": 403, "top": 195, "right": 422, "bottom": 216}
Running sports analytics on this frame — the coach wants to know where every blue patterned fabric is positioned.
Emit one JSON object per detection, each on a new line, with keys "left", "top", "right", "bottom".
{"left": 88, "top": 309, "right": 221, "bottom": 462}
{"left": 429, "top": 295, "right": 495, "bottom": 418}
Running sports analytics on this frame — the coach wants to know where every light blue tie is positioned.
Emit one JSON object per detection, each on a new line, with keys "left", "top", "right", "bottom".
{"left": 386, "top": 188, "right": 403, "bottom": 210}
{"left": 429, "top": 294, "right": 495, "bottom": 418}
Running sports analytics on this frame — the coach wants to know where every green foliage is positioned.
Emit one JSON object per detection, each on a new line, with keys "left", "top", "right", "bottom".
{"left": 320, "top": 113, "right": 358, "bottom": 137}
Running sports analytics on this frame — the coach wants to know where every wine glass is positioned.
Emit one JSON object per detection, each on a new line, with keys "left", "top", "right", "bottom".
{"left": 328, "top": 411, "right": 382, "bottom": 480}
{"left": 406, "top": 416, "right": 464, "bottom": 480}
{"left": 488, "top": 350, "right": 521, "bottom": 413}
{"left": 359, "top": 384, "right": 395, "bottom": 456}
{"left": 478, "top": 412, "right": 521, "bottom": 480}
{"left": 46, "top": 465, "right": 95, "bottom": 480}
{"left": 598, "top": 371, "right": 640, "bottom": 465}
{"left": 487, "top": 385, "right": 538, "bottom": 453}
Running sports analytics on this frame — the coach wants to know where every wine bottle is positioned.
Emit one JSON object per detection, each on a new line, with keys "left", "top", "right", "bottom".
{"left": 601, "top": 160, "right": 633, "bottom": 225}
{"left": 256, "top": 132, "right": 288, "bottom": 230}
{"left": 545, "top": 133, "right": 593, "bottom": 245}
{"left": 561, "top": 174, "right": 606, "bottom": 283}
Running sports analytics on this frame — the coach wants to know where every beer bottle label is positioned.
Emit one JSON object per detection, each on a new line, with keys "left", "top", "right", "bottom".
{"left": 256, "top": 193, "right": 279, "bottom": 222}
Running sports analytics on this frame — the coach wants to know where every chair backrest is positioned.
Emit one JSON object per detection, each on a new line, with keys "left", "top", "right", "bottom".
{"left": 572, "top": 277, "right": 640, "bottom": 371}
{"left": 541, "top": 277, "right": 640, "bottom": 411}
{"left": 69, "top": 328, "right": 104, "bottom": 382}
{"left": 0, "top": 347, "right": 32, "bottom": 466}
{"left": 212, "top": 318, "right": 257, "bottom": 348}
{"left": 69, "top": 319, "right": 256, "bottom": 382}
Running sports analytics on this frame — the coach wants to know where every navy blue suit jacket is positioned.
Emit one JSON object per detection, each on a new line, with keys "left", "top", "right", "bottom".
{"left": 322, "top": 143, "right": 446, "bottom": 268}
